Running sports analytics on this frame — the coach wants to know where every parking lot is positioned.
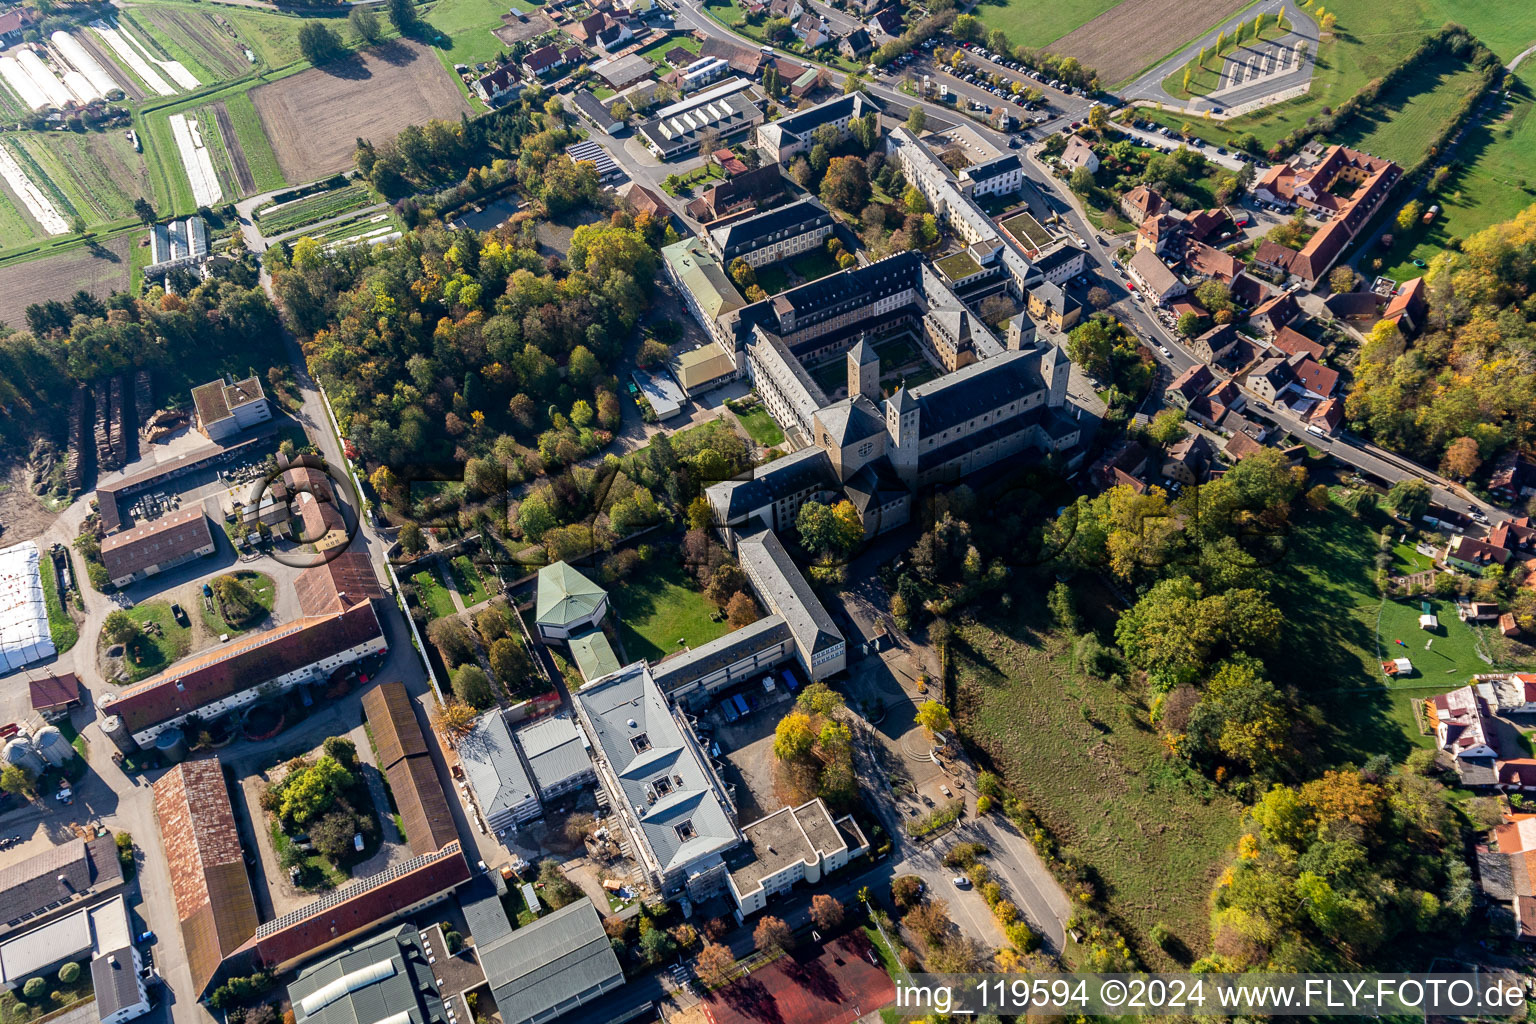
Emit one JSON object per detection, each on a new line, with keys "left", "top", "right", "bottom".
{"left": 693, "top": 674, "right": 800, "bottom": 824}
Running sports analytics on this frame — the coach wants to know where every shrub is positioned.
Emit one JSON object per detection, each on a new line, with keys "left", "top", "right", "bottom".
{"left": 980, "top": 881, "right": 1002, "bottom": 907}
{"left": 942, "top": 842, "right": 988, "bottom": 869}
{"left": 891, "top": 874, "right": 924, "bottom": 911}
{"left": 57, "top": 963, "right": 80, "bottom": 985}
{"left": 993, "top": 900, "right": 1018, "bottom": 925}
{"left": 1005, "top": 920, "right": 1037, "bottom": 952}
{"left": 22, "top": 978, "right": 45, "bottom": 1001}
{"left": 898, "top": 947, "right": 920, "bottom": 971}
{"left": 976, "top": 794, "right": 993, "bottom": 814}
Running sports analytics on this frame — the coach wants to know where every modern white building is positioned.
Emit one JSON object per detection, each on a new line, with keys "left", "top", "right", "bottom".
{"left": 727, "top": 799, "right": 867, "bottom": 914}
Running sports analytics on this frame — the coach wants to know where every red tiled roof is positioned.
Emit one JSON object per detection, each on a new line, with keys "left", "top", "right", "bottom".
{"left": 153, "top": 759, "right": 259, "bottom": 998}
{"left": 1449, "top": 535, "right": 1513, "bottom": 568}
{"left": 1290, "top": 356, "right": 1339, "bottom": 397}
{"left": 294, "top": 551, "right": 386, "bottom": 617}
{"left": 1272, "top": 326, "right": 1324, "bottom": 360}
{"left": 1252, "top": 290, "right": 1300, "bottom": 329}
{"left": 1501, "top": 760, "right": 1536, "bottom": 788}
{"left": 99, "top": 508, "right": 213, "bottom": 579}
{"left": 29, "top": 672, "right": 80, "bottom": 712}
{"left": 1224, "top": 431, "right": 1264, "bottom": 460}
{"left": 0, "top": 10, "right": 29, "bottom": 33}
{"left": 1185, "top": 240, "right": 1240, "bottom": 282}
{"left": 251, "top": 843, "right": 471, "bottom": 972}
{"left": 106, "top": 601, "right": 384, "bottom": 735}
{"left": 1384, "top": 276, "right": 1425, "bottom": 319}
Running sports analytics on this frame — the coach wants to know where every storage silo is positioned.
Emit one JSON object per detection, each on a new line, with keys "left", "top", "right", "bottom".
{"left": 4, "top": 733, "right": 45, "bottom": 775}
{"left": 33, "top": 726, "right": 75, "bottom": 768}
{"left": 99, "top": 714, "right": 140, "bottom": 755}
{"left": 152, "top": 728, "right": 188, "bottom": 764}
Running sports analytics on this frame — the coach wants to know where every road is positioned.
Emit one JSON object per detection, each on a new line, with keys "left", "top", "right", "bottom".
{"left": 1120, "top": 0, "right": 1314, "bottom": 110}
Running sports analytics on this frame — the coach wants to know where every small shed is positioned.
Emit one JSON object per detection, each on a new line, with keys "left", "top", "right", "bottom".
{"left": 1384, "top": 657, "right": 1415, "bottom": 677}
{"left": 1419, "top": 613, "right": 1438, "bottom": 630}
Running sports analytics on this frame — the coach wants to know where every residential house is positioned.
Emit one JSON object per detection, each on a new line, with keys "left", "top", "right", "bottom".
{"left": 1188, "top": 323, "right": 1240, "bottom": 367}
{"left": 1245, "top": 355, "right": 1295, "bottom": 403}
{"left": 1136, "top": 212, "right": 1179, "bottom": 255}
{"left": 473, "top": 64, "right": 523, "bottom": 105}
{"left": 1250, "top": 289, "right": 1300, "bottom": 335}
{"left": 1182, "top": 207, "right": 1238, "bottom": 246}
{"left": 191, "top": 375, "right": 270, "bottom": 440}
{"left": 868, "top": 6, "right": 903, "bottom": 41}
{"left": 1445, "top": 535, "right": 1514, "bottom": 575}
{"left": 1163, "top": 433, "right": 1214, "bottom": 485}
{"left": 1383, "top": 277, "right": 1427, "bottom": 334}
{"left": 700, "top": 37, "right": 764, "bottom": 76}
{"left": 685, "top": 164, "right": 784, "bottom": 222}
{"left": 1223, "top": 426, "right": 1266, "bottom": 461}
{"left": 1090, "top": 439, "right": 1155, "bottom": 493}
{"left": 960, "top": 154, "right": 1022, "bottom": 198}
{"left": 1271, "top": 325, "right": 1323, "bottom": 360}
{"left": 793, "top": 12, "right": 833, "bottom": 48}
{"left": 522, "top": 44, "right": 567, "bottom": 78}
{"left": 1060, "top": 136, "right": 1098, "bottom": 174}
{"left": 1251, "top": 240, "right": 1301, "bottom": 279}
{"left": 1308, "top": 396, "right": 1344, "bottom": 433}
{"left": 595, "top": 19, "right": 633, "bottom": 50}
{"left": 1426, "top": 684, "right": 1501, "bottom": 784}
{"left": 1188, "top": 379, "right": 1246, "bottom": 429}
{"left": 711, "top": 146, "right": 749, "bottom": 176}
{"left": 618, "top": 181, "right": 667, "bottom": 217}
{"left": 1167, "top": 363, "right": 1214, "bottom": 407}
{"left": 1286, "top": 353, "right": 1338, "bottom": 398}
{"left": 1120, "top": 184, "right": 1165, "bottom": 226}
{"left": 1489, "top": 453, "right": 1536, "bottom": 505}
{"left": 1184, "top": 240, "right": 1241, "bottom": 283}
{"left": 1127, "top": 248, "right": 1186, "bottom": 304}
{"left": 0, "top": 10, "right": 32, "bottom": 45}
{"left": 838, "top": 27, "right": 872, "bottom": 58}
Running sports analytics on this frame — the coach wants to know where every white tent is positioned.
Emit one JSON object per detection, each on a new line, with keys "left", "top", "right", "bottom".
{"left": 0, "top": 541, "right": 56, "bottom": 673}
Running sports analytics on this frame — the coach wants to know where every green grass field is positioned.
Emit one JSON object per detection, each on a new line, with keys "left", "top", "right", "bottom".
{"left": 611, "top": 555, "right": 732, "bottom": 662}
{"left": 1334, "top": 53, "right": 1485, "bottom": 165}
{"left": 422, "top": 0, "right": 538, "bottom": 68}
{"left": 1377, "top": 595, "right": 1497, "bottom": 683}
{"left": 257, "top": 185, "right": 372, "bottom": 234}
{"left": 449, "top": 555, "right": 490, "bottom": 606}
{"left": 1378, "top": 73, "right": 1536, "bottom": 278}
{"left": 140, "top": 111, "right": 196, "bottom": 217}
{"left": 952, "top": 582, "right": 1243, "bottom": 967}
{"left": 971, "top": 0, "right": 1122, "bottom": 50}
{"left": 635, "top": 34, "right": 700, "bottom": 67}
{"left": 113, "top": 600, "right": 193, "bottom": 682}
{"left": 122, "top": 7, "right": 219, "bottom": 85}
{"left": 412, "top": 567, "right": 458, "bottom": 620}
{"left": 732, "top": 406, "right": 785, "bottom": 446}
{"left": 193, "top": 104, "right": 242, "bottom": 200}
{"left": 201, "top": 570, "right": 277, "bottom": 636}
{"left": 0, "top": 188, "right": 38, "bottom": 248}
{"left": 1, "top": 139, "right": 80, "bottom": 223}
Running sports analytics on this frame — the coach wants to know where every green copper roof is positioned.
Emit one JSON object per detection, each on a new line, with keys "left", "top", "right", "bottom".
{"left": 535, "top": 562, "right": 607, "bottom": 627}
{"left": 569, "top": 630, "right": 621, "bottom": 683}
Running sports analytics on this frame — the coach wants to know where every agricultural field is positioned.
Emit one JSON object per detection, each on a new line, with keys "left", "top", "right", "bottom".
{"left": 220, "top": 91, "right": 285, "bottom": 193}
{"left": 250, "top": 40, "right": 471, "bottom": 183}
{"left": 1334, "top": 53, "right": 1485, "bottom": 165}
{"left": 0, "top": 235, "right": 134, "bottom": 329}
{"left": 970, "top": 0, "right": 1122, "bottom": 52}
{"left": 256, "top": 184, "right": 373, "bottom": 236}
{"left": 422, "top": 0, "right": 540, "bottom": 69}
{"left": 0, "top": 186, "right": 39, "bottom": 248}
{"left": 1053, "top": 0, "right": 1254, "bottom": 86}
{"left": 17, "top": 131, "right": 153, "bottom": 223}
{"left": 310, "top": 209, "right": 402, "bottom": 247}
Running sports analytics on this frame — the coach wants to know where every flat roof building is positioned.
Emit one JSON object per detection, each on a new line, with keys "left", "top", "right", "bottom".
{"left": 514, "top": 713, "right": 595, "bottom": 803}
{"left": 0, "top": 835, "right": 124, "bottom": 934}
{"left": 191, "top": 375, "right": 271, "bottom": 441}
{"left": 640, "top": 78, "right": 763, "bottom": 160}
{"left": 0, "top": 541, "right": 54, "bottom": 674}
{"left": 727, "top": 798, "right": 867, "bottom": 914}
{"left": 476, "top": 898, "right": 623, "bottom": 1024}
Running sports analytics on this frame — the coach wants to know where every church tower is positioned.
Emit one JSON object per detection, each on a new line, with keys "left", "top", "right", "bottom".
{"left": 847, "top": 335, "right": 879, "bottom": 402}
{"left": 886, "top": 385, "right": 919, "bottom": 482}
{"left": 1041, "top": 341, "right": 1069, "bottom": 409}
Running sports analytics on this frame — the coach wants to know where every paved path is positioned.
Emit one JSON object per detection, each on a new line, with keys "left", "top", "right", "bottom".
{"left": 1122, "top": 0, "right": 1316, "bottom": 111}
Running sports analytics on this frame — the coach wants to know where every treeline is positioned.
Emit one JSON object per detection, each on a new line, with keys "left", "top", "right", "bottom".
{"left": 1266, "top": 24, "right": 1501, "bottom": 160}
{"left": 1347, "top": 204, "right": 1536, "bottom": 471}
{"left": 353, "top": 90, "right": 604, "bottom": 221}
{"left": 0, "top": 263, "right": 282, "bottom": 458}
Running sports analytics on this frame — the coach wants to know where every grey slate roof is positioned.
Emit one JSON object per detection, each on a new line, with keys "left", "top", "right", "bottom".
{"left": 575, "top": 663, "right": 739, "bottom": 873}
{"left": 841, "top": 459, "right": 906, "bottom": 515}
{"left": 816, "top": 394, "right": 884, "bottom": 448}
{"left": 0, "top": 836, "right": 122, "bottom": 929}
{"left": 709, "top": 446, "right": 836, "bottom": 521}
{"left": 770, "top": 91, "right": 875, "bottom": 141}
{"left": 738, "top": 529, "right": 843, "bottom": 655}
{"left": 514, "top": 713, "right": 594, "bottom": 796}
{"left": 287, "top": 926, "right": 442, "bottom": 1024}
{"left": 909, "top": 348, "right": 1046, "bottom": 437}
{"left": 708, "top": 197, "right": 831, "bottom": 261}
{"left": 478, "top": 899, "right": 623, "bottom": 1024}
{"left": 649, "top": 614, "right": 794, "bottom": 692}
{"left": 966, "top": 153, "right": 1021, "bottom": 181}
{"left": 1033, "top": 242, "right": 1084, "bottom": 274}
{"left": 92, "top": 949, "right": 146, "bottom": 1019}
{"left": 459, "top": 711, "right": 537, "bottom": 823}
{"left": 457, "top": 874, "right": 514, "bottom": 946}
{"left": 573, "top": 90, "right": 618, "bottom": 127}
{"left": 848, "top": 336, "right": 877, "bottom": 367}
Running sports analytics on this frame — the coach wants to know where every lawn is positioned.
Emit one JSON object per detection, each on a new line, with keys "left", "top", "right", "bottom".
{"left": 114, "top": 600, "right": 193, "bottom": 682}
{"left": 971, "top": 0, "right": 1122, "bottom": 50}
{"left": 422, "top": 0, "right": 539, "bottom": 68}
{"left": 0, "top": 188, "right": 37, "bottom": 248}
{"left": 702, "top": 0, "right": 747, "bottom": 28}
{"left": 1377, "top": 596, "right": 1499, "bottom": 684}
{"left": 201, "top": 570, "right": 276, "bottom": 635}
{"left": 789, "top": 248, "right": 840, "bottom": 282}
{"left": 951, "top": 583, "right": 1243, "bottom": 967}
{"left": 756, "top": 265, "right": 789, "bottom": 294}
{"left": 268, "top": 820, "right": 349, "bottom": 890}
{"left": 635, "top": 34, "right": 700, "bottom": 67}
{"left": 1378, "top": 73, "right": 1536, "bottom": 279}
{"left": 610, "top": 555, "right": 733, "bottom": 662}
{"left": 450, "top": 555, "right": 491, "bottom": 606}
{"left": 732, "top": 405, "right": 785, "bottom": 446}
{"left": 1391, "top": 541, "right": 1435, "bottom": 574}
{"left": 413, "top": 567, "right": 458, "bottom": 620}
{"left": 1334, "top": 52, "right": 1486, "bottom": 166}
{"left": 39, "top": 552, "right": 78, "bottom": 655}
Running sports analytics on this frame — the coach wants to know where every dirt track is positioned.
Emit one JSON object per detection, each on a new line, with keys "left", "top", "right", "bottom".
{"left": 1053, "top": 0, "right": 1252, "bottom": 85}
{"left": 249, "top": 39, "right": 470, "bottom": 183}
{"left": 0, "top": 235, "right": 133, "bottom": 333}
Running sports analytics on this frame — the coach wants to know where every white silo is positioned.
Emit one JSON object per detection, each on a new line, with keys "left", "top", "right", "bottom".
{"left": 4, "top": 733, "right": 45, "bottom": 776}
{"left": 33, "top": 726, "right": 75, "bottom": 768}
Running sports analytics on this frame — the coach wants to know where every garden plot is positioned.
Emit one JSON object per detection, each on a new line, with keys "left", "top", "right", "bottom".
{"left": 168, "top": 113, "right": 222, "bottom": 206}
{"left": 91, "top": 19, "right": 197, "bottom": 95}
{"left": 0, "top": 142, "right": 68, "bottom": 235}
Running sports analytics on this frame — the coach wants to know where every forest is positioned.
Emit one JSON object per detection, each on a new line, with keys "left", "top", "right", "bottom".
{"left": 1348, "top": 205, "right": 1536, "bottom": 484}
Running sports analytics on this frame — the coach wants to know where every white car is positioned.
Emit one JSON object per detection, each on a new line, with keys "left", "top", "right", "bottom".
{"left": 952, "top": 876, "right": 971, "bottom": 889}
{"left": 1158, "top": 345, "right": 1171, "bottom": 357}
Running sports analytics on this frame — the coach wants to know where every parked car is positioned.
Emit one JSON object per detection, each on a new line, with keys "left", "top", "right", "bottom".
{"left": 952, "top": 876, "right": 971, "bottom": 889}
